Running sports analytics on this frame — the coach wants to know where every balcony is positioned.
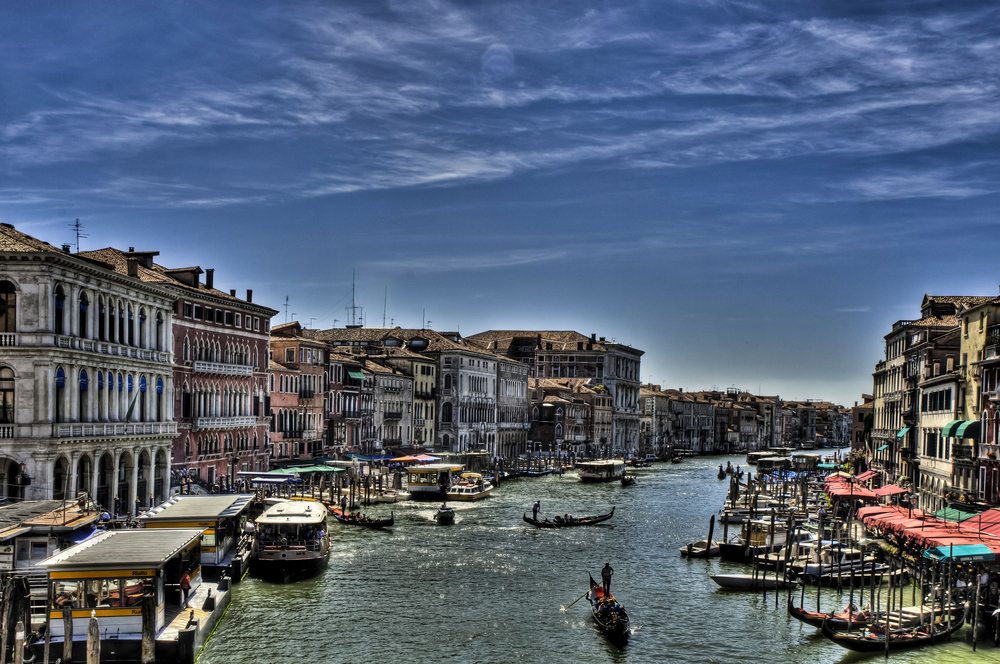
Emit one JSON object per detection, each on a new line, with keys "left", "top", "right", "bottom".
{"left": 415, "top": 389, "right": 435, "bottom": 399}
{"left": 383, "top": 385, "right": 401, "bottom": 393}
{"left": 413, "top": 418, "right": 426, "bottom": 427}
{"left": 980, "top": 443, "right": 1000, "bottom": 461}
{"left": 441, "top": 388, "right": 454, "bottom": 397}
{"left": 54, "top": 421, "right": 178, "bottom": 438}
{"left": 0, "top": 333, "right": 16, "bottom": 347}
{"left": 194, "top": 416, "right": 258, "bottom": 430}
{"left": 55, "top": 335, "right": 172, "bottom": 363}
{"left": 193, "top": 360, "right": 253, "bottom": 376}
{"left": 382, "top": 438, "right": 403, "bottom": 447}
{"left": 384, "top": 411, "right": 402, "bottom": 420}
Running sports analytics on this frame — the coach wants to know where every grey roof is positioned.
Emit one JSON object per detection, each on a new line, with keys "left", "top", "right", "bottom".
{"left": 39, "top": 529, "right": 202, "bottom": 570}
{"left": 0, "top": 500, "right": 66, "bottom": 529}
{"left": 139, "top": 495, "right": 253, "bottom": 523}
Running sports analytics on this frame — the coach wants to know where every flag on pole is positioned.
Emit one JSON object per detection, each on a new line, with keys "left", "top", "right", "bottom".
{"left": 125, "top": 392, "right": 139, "bottom": 422}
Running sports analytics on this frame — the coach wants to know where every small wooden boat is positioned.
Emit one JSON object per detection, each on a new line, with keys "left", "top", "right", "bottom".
{"left": 435, "top": 507, "right": 455, "bottom": 525}
{"left": 671, "top": 457, "right": 682, "bottom": 464}
{"left": 787, "top": 598, "right": 868, "bottom": 630}
{"left": 717, "top": 467, "right": 727, "bottom": 480}
{"left": 680, "top": 539, "right": 722, "bottom": 558}
{"left": 710, "top": 573, "right": 796, "bottom": 590}
{"left": 333, "top": 511, "right": 394, "bottom": 528}
{"left": 587, "top": 573, "right": 629, "bottom": 641}
{"left": 523, "top": 507, "right": 615, "bottom": 528}
{"left": 620, "top": 475, "right": 637, "bottom": 486}
{"left": 820, "top": 610, "right": 967, "bottom": 652}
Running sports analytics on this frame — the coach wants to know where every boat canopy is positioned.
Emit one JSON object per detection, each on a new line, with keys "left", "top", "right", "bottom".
{"left": 923, "top": 543, "right": 996, "bottom": 563}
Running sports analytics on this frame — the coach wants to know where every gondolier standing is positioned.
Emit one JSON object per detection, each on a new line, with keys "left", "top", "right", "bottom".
{"left": 601, "top": 562, "right": 614, "bottom": 596}
{"left": 532, "top": 500, "right": 540, "bottom": 521}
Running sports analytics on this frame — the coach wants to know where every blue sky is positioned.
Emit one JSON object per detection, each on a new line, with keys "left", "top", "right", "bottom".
{"left": 2, "top": 1, "right": 998, "bottom": 405}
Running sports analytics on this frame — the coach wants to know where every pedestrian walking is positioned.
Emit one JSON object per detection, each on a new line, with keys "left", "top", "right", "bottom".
{"left": 180, "top": 569, "right": 192, "bottom": 608}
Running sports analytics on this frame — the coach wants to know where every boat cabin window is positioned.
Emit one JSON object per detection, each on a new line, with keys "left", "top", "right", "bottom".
{"left": 201, "top": 531, "right": 216, "bottom": 547}
{"left": 408, "top": 472, "right": 433, "bottom": 485}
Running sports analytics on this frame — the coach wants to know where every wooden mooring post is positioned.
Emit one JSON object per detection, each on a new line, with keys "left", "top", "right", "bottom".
{"left": 86, "top": 612, "right": 100, "bottom": 664}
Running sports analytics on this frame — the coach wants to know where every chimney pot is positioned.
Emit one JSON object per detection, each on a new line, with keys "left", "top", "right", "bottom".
{"left": 246, "top": 289, "right": 253, "bottom": 303}
{"left": 205, "top": 268, "right": 214, "bottom": 290}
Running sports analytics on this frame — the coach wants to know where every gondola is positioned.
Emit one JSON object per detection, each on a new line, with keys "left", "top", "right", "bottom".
{"left": 588, "top": 573, "right": 629, "bottom": 641}
{"left": 333, "top": 511, "right": 394, "bottom": 528}
{"left": 671, "top": 457, "right": 682, "bottom": 464}
{"left": 787, "top": 597, "right": 868, "bottom": 630}
{"left": 717, "top": 466, "right": 727, "bottom": 480}
{"left": 820, "top": 609, "right": 967, "bottom": 653}
{"left": 523, "top": 506, "right": 615, "bottom": 528}
{"left": 621, "top": 475, "right": 637, "bottom": 486}
{"left": 435, "top": 507, "right": 455, "bottom": 525}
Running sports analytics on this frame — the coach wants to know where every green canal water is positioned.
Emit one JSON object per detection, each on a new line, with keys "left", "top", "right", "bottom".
{"left": 199, "top": 453, "right": 998, "bottom": 663}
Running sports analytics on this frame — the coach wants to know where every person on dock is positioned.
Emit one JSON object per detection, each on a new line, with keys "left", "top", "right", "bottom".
{"left": 601, "top": 562, "right": 614, "bottom": 596}
{"left": 532, "top": 501, "right": 540, "bottom": 521}
{"left": 180, "top": 569, "right": 191, "bottom": 609}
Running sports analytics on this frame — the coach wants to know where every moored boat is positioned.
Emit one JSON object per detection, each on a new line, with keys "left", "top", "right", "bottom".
{"left": 252, "top": 499, "right": 331, "bottom": 582}
{"left": 523, "top": 506, "right": 615, "bottom": 528}
{"left": 587, "top": 573, "right": 629, "bottom": 641}
{"left": 710, "top": 573, "right": 796, "bottom": 590}
{"left": 820, "top": 609, "right": 967, "bottom": 652}
{"left": 787, "top": 597, "right": 869, "bottom": 630}
{"left": 680, "top": 539, "right": 722, "bottom": 558}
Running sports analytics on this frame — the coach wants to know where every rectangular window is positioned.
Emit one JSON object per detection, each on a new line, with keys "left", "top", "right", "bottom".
{"left": 285, "top": 348, "right": 294, "bottom": 363}
{"left": 254, "top": 317, "right": 260, "bottom": 331}
{"left": 235, "top": 313, "right": 242, "bottom": 328}
{"left": 183, "top": 302, "right": 192, "bottom": 318}
{"left": 225, "top": 311, "right": 233, "bottom": 325}
{"left": 216, "top": 310, "right": 224, "bottom": 324}
{"left": 204, "top": 307, "right": 212, "bottom": 322}
{"left": 193, "top": 305, "right": 202, "bottom": 320}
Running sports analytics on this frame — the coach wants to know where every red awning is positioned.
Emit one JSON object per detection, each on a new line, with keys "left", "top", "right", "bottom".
{"left": 855, "top": 470, "right": 877, "bottom": 482}
{"left": 873, "top": 484, "right": 909, "bottom": 497}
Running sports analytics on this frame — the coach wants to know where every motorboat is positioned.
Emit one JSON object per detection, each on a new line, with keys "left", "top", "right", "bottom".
{"left": 252, "top": 499, "right": 330, "bottom": 582}
{"left": 446, "top": 473, "right": 494, "bottom": 501}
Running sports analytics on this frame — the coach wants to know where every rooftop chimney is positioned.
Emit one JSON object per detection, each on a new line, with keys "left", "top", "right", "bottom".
{"left": 126, "top": 258, "right": 139, "bottom": 277}
{"left": 205, "top": 268, "right": 214, "bottom": 290}
{"left": 62, "top": 244, "right": 71, "bottom": 254}
{"left": 230, "top": 289, "right": 236, "bottom": 297}
{"left": 591, "top": 333, "right": 596, "bottom": 341}
{"left": 246, "top": 289, "right": 253, "bottom": 303}
{"left": 129, "top": 247, "right": 134, "bottom": 252}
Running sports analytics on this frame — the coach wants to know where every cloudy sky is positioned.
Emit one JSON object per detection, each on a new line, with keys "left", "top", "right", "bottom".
{"left": 2, "top": 1, "right": 998, "bottom": 405}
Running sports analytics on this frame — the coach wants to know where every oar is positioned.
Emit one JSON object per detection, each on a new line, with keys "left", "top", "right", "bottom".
{"left": 561, "top": 590, "right": 590, "bottom": 612}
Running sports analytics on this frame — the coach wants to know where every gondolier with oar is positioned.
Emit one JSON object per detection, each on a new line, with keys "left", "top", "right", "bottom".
{"left": 532, "top": 500, "right": 540, "bottom": 521}
{"left": 601, "top": 562, "right": 614, "bottom": 596}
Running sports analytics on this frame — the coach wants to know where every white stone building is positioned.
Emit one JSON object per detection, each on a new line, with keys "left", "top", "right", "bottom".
{"left": 0, "top": 224, "right": 176, "bottom": 511}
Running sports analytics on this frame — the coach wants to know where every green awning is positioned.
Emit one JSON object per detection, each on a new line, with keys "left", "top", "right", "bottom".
{"left": 347, "top": 371, "right": 366, "bottom": 380}
{"left": 930, "top": 505, "right": 978, "bottom": 523}
{"left": 956, "top": 421, "right": 981, "bottom": 439}
{"left": 877, "top": 444, "right": 889, "bottom": 451}
{"left": 896, "top": 427, "right": 911, "bottom": 438}
{"left": 941, "top": 420, "right": 963, "bottom": 437}
{"left": 923, "top": 543, "right": 995, "bottom": 563}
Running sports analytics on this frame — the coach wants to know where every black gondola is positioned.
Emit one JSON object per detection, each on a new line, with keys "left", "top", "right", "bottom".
{"left": 621, "top": 475, "right": 637, "bottom": 486}
{"left": 787, "top": 597, "right": 868, "bottom": 630}
{"left": 820, "top": 609, "right": 966, "bottom": 653}
{"left": 587, "top": 573, "right": 629, "bottom": 641}
{"left": 523, "top": 506, "right": 615, "bottom": 528}
{"left": 333, "top": 511, "right": 394, "bottom": 528}
{"left": 717, "top": 466, "right": 726, "bottom": 480}
{"left": 435, "top": 507, "right": 455, "bottom": 524}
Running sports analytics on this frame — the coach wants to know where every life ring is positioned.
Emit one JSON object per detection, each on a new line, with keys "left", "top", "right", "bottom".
{"left": 23, "top": 644, "right": 36, "bottom": 663}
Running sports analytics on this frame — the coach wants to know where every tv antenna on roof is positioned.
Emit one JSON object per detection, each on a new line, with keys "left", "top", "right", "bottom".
{"left": 70, "top": 218, "right": 88, "bottom": 253}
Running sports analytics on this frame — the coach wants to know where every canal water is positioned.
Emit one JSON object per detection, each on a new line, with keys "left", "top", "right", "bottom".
{"left": 199, "top": 453, "right": 997, "bottom": 663}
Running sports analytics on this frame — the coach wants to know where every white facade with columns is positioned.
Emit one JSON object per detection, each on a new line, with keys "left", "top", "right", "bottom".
{"left": 0, "top": 223, "right": 176, "bottom": 512}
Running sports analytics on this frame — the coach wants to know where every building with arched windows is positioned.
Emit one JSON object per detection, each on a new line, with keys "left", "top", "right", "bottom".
{"left": 78, "top": 248, "right": 278, "bottom": 490}
{"left": 0, "top": 223, "right": 176, "bottom": 509}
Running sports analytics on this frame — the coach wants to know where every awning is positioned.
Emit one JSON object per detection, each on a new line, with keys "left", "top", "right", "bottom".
{"left": 877, "top": 444, "right": 889, "bottom": 451}
{"left": 855, "top": 470, "right": 877, "bottom": 482}
{"left": 923, "top": 543, "right": 996, "bottom": 563}
{"left": 63, "top": 524, "right": 98, "bottom": 544}
{"left": 956, "top": 421, "right": 981, "bottom": 439}
{"left": 347, "top": 371, "right": 366, "bottom": 380}
{"left": 931, "top": 505, "right": 979, "bottom": 523}
{"left": 873, "top": 484, "right": 909, "bottom": 497}
{"left": 896, "top": 427, "right": 911, "bottom": 438}
{"left": 941, "top": 420, "right": 963, "bottom": 437}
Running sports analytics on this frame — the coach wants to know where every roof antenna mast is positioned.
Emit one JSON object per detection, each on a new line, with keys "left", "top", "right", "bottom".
{"left": 70, "top": 218, "right": 88, "bottom": 253}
